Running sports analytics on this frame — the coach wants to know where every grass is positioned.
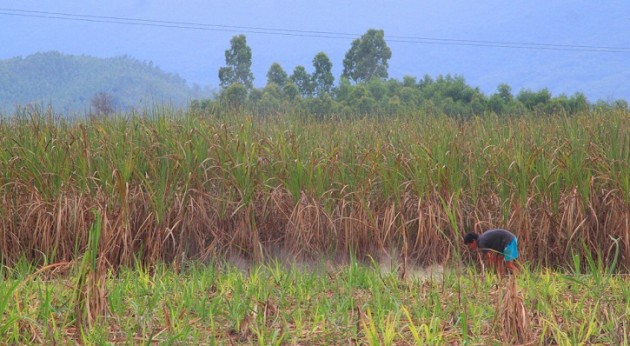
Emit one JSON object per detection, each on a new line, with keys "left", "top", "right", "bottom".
{"left": 1, "top": 259, "right": 628, "bottom": 344}
{"left": 0, "top": 108, "right": 627, "bottom": 269}
{"left": 0, "top": 107, "right": 628, "bottom": 343}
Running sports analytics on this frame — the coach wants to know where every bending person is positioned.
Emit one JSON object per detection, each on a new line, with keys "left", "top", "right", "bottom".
{"left": 464, "top": 229, "right": 519, "bottom": 274}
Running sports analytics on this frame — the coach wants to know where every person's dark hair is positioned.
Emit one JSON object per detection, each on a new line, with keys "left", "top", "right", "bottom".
{"left": 463, "top": 232, "right": 479, "bottom": 244}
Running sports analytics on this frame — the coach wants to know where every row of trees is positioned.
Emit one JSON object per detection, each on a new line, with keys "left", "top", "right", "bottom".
{"left": 217, "top": 29, "right": 391, "bottom": 88}
{"left": 191, "top": 30, "right": 628, "bottom": 118}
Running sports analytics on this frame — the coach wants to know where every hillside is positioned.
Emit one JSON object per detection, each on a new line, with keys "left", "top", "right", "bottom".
{"left": 0, "top": 51, "right": 206, "bottom": 114}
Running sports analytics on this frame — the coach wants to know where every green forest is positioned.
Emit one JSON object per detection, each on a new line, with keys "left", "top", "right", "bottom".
{"left": 194, "top": 30, "right": 628, "bottom": 118}
{"left": 2, "top": 30, "right": 628, "bottom": 118}
{"left": 0, "top": 51, "right": 203, "bottom": 114}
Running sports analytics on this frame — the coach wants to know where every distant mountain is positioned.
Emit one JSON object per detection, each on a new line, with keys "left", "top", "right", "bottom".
{"left": 0, "top": 51, "right": 209, "bottom": 114}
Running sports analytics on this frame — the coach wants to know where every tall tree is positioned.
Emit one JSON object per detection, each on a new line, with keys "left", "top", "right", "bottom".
{"left": 497, "top": 83, "right": 513, "bottom": 102}
{"left": 266, "top": 62, "right": 288, "bottom": 86}
{"left": 311, "top": 52, "right": 334, "bottom": 95}
{"left": 218, "top": 35, "right": 254, "bottom": 89}
{"left": 342, "top": 29, "right": 392, "bottom": 83}
{"left": 290, "top": 65, "right": 313, "bottom": 97}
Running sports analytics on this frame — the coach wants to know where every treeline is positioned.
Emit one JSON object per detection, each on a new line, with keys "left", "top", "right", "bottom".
{"left": 193, "top": 75, "right": 630, "bottom": 118}
{"left": 192, "top": 31, "right": 629, "bottom": 118}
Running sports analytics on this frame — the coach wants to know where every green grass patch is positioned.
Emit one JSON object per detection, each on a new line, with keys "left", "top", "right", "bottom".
{"left": 1, "top": 261, "right": 628, "bottom": 344}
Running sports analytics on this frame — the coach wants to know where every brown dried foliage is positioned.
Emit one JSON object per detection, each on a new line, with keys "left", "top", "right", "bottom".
{"left": 1, "top": 181, "right": 627, "bottom": 272}
{"left": 494, "top": 276, "right": 533, "bottom": 344}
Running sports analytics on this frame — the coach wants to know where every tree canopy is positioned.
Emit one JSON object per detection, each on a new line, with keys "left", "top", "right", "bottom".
{"left": 266, "top": 62, "right": 288, "bottom": 87}
{"left": 218, "top": 35, "right": 254, "bottom": 89}
{"left": 201, "top": 31, "right": 628, "bottom": 119}
{"left": 312, "top": 52, "right": 334, "bottom": 95}
{"left": 342, "top": 29, "right": 392, "bottom": 83}
{"left": 291, "top": 65, "right": 313, "bottom": 97}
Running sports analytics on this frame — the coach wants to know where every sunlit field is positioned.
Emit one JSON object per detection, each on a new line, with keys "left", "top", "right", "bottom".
{"left": 0, "top": 107, "right": 628, "bottom": 344}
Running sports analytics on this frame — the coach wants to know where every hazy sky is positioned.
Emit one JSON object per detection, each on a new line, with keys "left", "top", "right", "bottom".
{"left": 1, "top": 1, "right": 629, "bottom": 100}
